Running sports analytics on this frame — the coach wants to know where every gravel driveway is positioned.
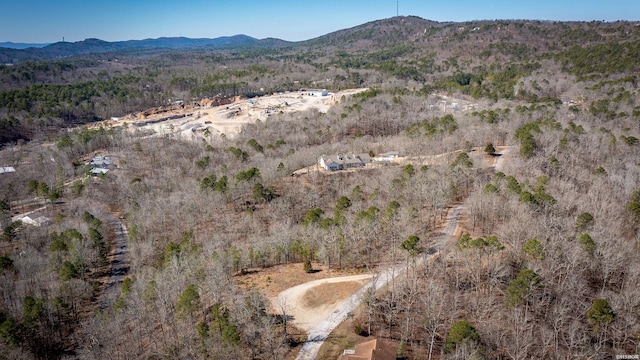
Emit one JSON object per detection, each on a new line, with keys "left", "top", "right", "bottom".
{"left": 293, "top": 204, "right": 463, "bottom": 360}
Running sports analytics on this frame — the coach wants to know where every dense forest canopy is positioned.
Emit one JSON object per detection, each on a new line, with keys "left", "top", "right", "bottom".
{"left": 1, "top": 16, "right": 640, "bottom": 359}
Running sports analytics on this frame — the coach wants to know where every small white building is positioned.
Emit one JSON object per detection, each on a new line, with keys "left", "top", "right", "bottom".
{"left": 20, "top": 214, "right": 51, "bottom": 227}
{"left": 90, "top": 168, "right": 109, "bottom": 175}
{"left": 0, "top": 166, "right": 16, "bottom": 174}
{"left": 372, "top": 151, "right": 400, "bottom": 162}
{"left": 300, "top": 89, "right": 329, "bottom": 97}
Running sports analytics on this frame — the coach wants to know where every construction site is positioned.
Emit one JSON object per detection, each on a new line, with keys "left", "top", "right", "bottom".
{"left": 99, "top": 89, "right": 368, "bottom": 139}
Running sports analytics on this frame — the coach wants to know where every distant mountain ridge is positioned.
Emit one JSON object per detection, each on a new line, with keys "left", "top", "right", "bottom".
{"left": 0, "top": 34, "right": 290, "bottom": 63}
{"left": 119, "top": 34, "right": 260, "bottom": 48}
{"left": 0, "top": 42, "right": 51, "bottom": 49}
{"left": 1, "top": 16, "right": 629, "bottom": 64}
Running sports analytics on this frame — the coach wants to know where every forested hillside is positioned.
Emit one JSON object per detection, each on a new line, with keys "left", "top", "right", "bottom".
{"left": 1, "top": 16, "right": 639, "bottom": 359}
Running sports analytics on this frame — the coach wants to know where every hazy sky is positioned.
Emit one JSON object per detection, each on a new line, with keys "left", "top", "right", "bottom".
{"left": 1, "top": 0, "right": 639, "bottom": 43}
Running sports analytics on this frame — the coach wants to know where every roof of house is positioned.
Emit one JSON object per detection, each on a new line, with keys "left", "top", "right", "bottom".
{"left": 341, "top": 339, "right": 397, "bottom": 360}
{"left": 20, "top": 213, "right": 51, "bottom": 227}
{"left": 321, "top": 153, "right": 371, "bottom": 167}
{"left": 86, "top": 156, "right": 112, "bottom": 167}
{"left": 90, "top": 168, "right": 109, "bottom": 175}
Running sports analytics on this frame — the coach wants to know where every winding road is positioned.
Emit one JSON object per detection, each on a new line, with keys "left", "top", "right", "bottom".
{"left": 290, "top": 147, "right": 510, "bottom": 359}
{"left": 293, "top": 204, "right": 463, "bottom": 360}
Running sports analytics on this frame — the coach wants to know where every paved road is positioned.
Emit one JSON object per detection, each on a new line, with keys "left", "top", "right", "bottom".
{"left": 294, "top": 204, "right": 463, "bottom": 360}
{"left": 98, "top": 215, "right": 129, "bottom": 310}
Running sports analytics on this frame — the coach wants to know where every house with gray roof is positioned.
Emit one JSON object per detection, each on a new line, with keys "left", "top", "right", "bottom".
{"left": 87, "top": 156, "right": 113, "bottom": 168}
{"left": 20, "top": 213, "right": 51, "bottom": 227}
{"left": 319, "top": 153, "right": 371, "bottom": 171}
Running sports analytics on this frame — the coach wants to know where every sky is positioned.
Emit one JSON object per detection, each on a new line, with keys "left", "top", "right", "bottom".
{"left": 1, "top": 0, "right": 639, "bottom": 43}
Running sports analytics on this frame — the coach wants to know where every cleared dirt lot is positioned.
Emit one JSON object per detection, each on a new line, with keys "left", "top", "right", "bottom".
{"left": 272, "top": 274, "right": 372, "bottom": 333}
{"left": 105, "top": 89, "right": 368, "bottom": 139}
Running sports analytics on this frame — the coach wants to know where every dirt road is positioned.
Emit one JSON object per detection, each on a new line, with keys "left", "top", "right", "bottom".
{"left": 98, "top": 215, "right": 129, "bottom": 310}
{"left": 289, "top": 147, "right": 509, "bottom": 359}
{"left": 292, "top": 204, "right": 463, "bottom": 360}
{"left": 288, "top": 146, "right": 511, "bottom": 360}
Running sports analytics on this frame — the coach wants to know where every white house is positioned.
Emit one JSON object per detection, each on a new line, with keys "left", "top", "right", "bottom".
{"left": 319, "top": 156, "right": 341, "bottom": 171}
{"left": 20, "top": 213, "right": 51, "bottom": 227}
{"left": 319, "top": 153, "right": 371, "bottom": 171}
